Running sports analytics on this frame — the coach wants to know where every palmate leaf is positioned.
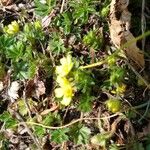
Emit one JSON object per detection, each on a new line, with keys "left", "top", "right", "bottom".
{"left": 69, "top": 124, "right": 91, "bottom": 145}
{"left": 34, "top": 126, "right": 46, "bottom": 137}
{"left": 0, "top": 111, "right": 18, "bottom": 129}
{"left": 78, "top": 93, "right": 94, "bottom": 112}
{"left": 48, "top": 32, "right": 66, "bottom": 55}
{"left": 74, "top": 70, "right": 94, "bottom": 93}
{"left": 0, "top": 35, "right": 15, "bottom": 55}
{"left": 6, "top": 41, "right": 25, "bottom": 61}
{"left": 42, "top": 112, "right": 61, "bottom": 126}
{"left": 51, "top": 128, "right": 69, "bottom": 144}
{"left": 70, "top": 0, "right": 96, "bottom": 24}
{"left": 34, "top": 0, "right": 56, "bottom": 16}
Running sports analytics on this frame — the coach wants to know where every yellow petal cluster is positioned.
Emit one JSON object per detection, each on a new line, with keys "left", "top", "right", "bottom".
{"left": 5, "top": 21, "right": 19, "bottom": 35}
{"left": 55, "top": 55, "right": 74, "bottom": 106}
{"left": 55, "top": 77, "right": 74, "bottom": 106}
{"left": 56, "top": 55, "right": 73, "bottom": 77}
{"left": 111, "top": 83, "right": 126, "bottom": 94}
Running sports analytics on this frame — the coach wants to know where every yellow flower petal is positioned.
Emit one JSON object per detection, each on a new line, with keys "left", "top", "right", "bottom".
{"left": 61, "top": 96, "right": 72, "bottom": 106}
{"left": 56, "top": 55, "right": 73, "bottom": 77}
{"left": 63, "top": 84, "right": 73, "bottom": 97}
{"left": 54, "top": 88, "right": 64, "bottom": 98}
{"left": 60, "top": 57, "right": 67, "bottom": 65}
{"left": 116, "top": 84, "right": 126, "bottom": 94}
{"left": 56, "top": 76, "right": 69, "bottom": 87}
{"left": 56, "top": 66, "right": 63, "bottom": 75}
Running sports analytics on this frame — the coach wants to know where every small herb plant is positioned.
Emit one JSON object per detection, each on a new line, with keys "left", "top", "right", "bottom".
{"left": 0, "top": 0, "right": 148, "bottom": 149}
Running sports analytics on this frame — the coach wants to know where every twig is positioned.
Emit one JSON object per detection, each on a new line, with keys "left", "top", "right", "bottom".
{"left": 126, "top": 61, "right": 150, "bottom": 89}
{"left": 60, "top": 0, "right": 66, "bottom": 13}
{"left": 141, "top": 0, "right": 146, "bottom": 51}
{"left": 23, "top": 90, "right": 32, "bottom": 119}
{"left": 97, "top": 107, "right": 105, "bottom": 132}
{"left": 23, "top": 113, "right": 121, "bottom": 130}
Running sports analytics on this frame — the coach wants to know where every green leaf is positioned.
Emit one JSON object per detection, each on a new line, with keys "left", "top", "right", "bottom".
{"left": 110, "top": 67, "right": 125, "bottom": 85}
{"left": 34, "top": 126, "right": 45, "bottom": 137}
{"left": 51, "top": 128, "right": 69, "bottom": 144}
{"left": 83, "top": 29, "right": 103, "bottom": 50}
{"left": 61, "top": 12, "right": 72, "bottom": 34}
{"left": 48, "top": 32, "right": 66, "bottom": 55}
{"left": 6, "top": 41, "right": 25, "bottom": 61}
{"left": 91, "top": 132, "right": 111, "bottom": 147}
{"left": 28, "top": 61, "right": 37, "bottom": 79}
{"left": 109, "top": 144, "right": 119, "bottom": 150}
{"left": 42, "top": 113, "right": 61, "bottom": 126}
{"left": 0, "top": 35, "right": 15, "bottom": 55}
{"left": 69, "top": 124, "right": 91, "bottom": 144}
{"left": 18, "top": 99, "right": 28, "bottom": 116}
{"left": 78, "top": 93, "right": 94, "bottom": 112}
{"left": 0, "top": 111, "right": 10, "bottom": 122}
{"left": 13, "top": 61, "right": 29, "bottom": 79}
{"left": 101, "top": 6, "right": 109, "bottom": 18}
{"left": 34, "top": 0, "right": 56, "bottom": 16}
{"left": 23, "top": 22, "right": 45, "bottom": 44}
{"left": 0, "top": 111, "right": 18, "bottom": 129}
{"left": 70, "top": 0, "right": 96, "bottom": 24}
{"left": 74, "top": 70, "right": 94, "bottom": 93}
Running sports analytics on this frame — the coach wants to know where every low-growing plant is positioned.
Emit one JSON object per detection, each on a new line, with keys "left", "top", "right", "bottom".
{"left": 0, "top": 0, "right": 149, "bottom": 149}
{"left": 0, "top": 20, "right": 49, "bottom": 79}
{"left": 34, "top": 0, "right": 56, "bottom": 16}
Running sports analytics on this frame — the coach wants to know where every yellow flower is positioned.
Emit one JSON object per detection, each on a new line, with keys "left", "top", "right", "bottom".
{"left": 56, "top": 76, "right": 70, "bottom": 87}
{"left": 5, "top": 21, "right": 19, "bottom": 35}
{"left": 111, "top": 83, "right": 126, "bottom": 94}
{"left": 61, "top": 97, "right": 72, "bottom": 106}
{"left": 56, "top": 55, "right": 73, "bottom": 77}
{"left": 55, "top": 77, "right": 74, "bottom": 106}
{"left": 116, "top": 83, "right": 126, "bottom": 94}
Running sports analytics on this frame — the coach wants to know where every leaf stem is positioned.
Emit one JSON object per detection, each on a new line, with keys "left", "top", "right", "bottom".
{"left": 22, "top": 113, "right": 121, "bottom": 130}
{"left": 80, "top": 60, "right": 106, "bottom": 69}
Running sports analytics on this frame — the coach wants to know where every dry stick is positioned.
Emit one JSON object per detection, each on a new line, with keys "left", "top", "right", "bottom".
{"left": 23, "top": 90, "right": 32, "bottom": 119}
{"left": 126, "top": 61, "right": 150, "bottom": 89}
{"left": 141, "top": 0, "right": 146, "bottom": 51}
{"left": 24, "top": 113, "right": 120, "bottom": 130}
{"left": 8, "top": 108, "right": 42, "bottom": 150}
{"left": 60, "top": 0, "right": 66, "bottom": 13}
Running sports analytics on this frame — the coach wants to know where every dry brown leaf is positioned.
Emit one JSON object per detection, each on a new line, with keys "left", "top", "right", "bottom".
{"left": 40, "top": 104, "right": 58, "bottom": 115}
{"left": 35, "top": 80, "right": 46, "bottom": 98}
{"left": 25, "top": 79, "right": 35, "bottom": 98}
{"left": 1, "top": 0, "right": 13, "bottom": 6}
{"left": 109, "top": 0, "right": 145, "bottom": 69}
